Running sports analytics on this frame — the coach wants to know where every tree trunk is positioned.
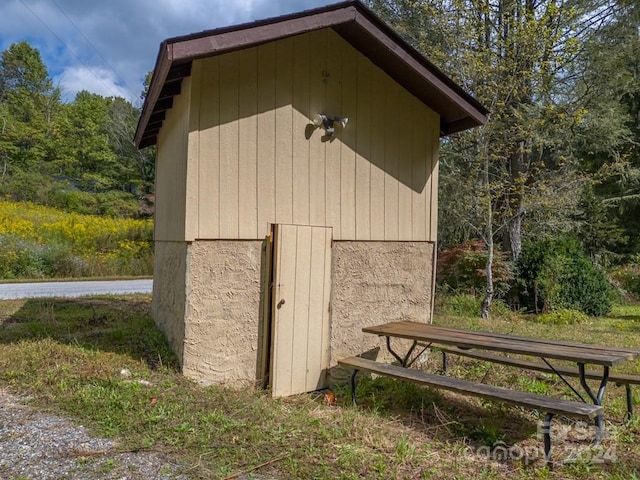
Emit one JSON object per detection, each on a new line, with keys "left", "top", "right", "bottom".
{"left": 481, "top": 237, "right": 494, "bottom": 319}
{"left": 506, "top": 204, "right": 525, "bottom": 261}
{"left": 504, "top": 142, "right": 528, "bottom": 261}
{"left": 481, "top": 130, "right": 494, "bottom": 319}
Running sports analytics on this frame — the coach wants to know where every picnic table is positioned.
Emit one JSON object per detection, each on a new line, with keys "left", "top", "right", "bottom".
{"left": 363, "top": 321, "right": 639, "bottom": 425}
{"left": 340, "top": 321, "right": 640, "bottom": 465}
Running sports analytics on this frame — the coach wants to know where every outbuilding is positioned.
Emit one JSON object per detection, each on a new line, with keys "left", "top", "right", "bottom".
{"left": 134, "top": 0, "right": 487, "bottom": 396}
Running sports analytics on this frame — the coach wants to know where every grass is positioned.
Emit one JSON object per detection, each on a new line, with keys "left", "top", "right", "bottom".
{"left": 1, "top": 295, "right": 640, "bottom": 478}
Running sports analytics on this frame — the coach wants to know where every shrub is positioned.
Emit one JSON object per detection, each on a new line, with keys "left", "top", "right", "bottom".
{"left": 435, "top": 293, "right": 481, "bottom": 317}
{"left": 516, "top": 236, "right": 611, "bottom": 317}
{"left": 437, "top": 240, "right": 513, "bottom": 297}
{"left": 48, "top": 189, "right": 99, "bottom": 216}
{"left": 535, "top": 309, "right": 590, "bottom": 325}
{"left": 435, "top": 293, "right": 515, "bottom": 319}
{"left": 0, "top": 235, "right": 50, "bottom": 279}
{"left": 609, "top": 265, "right": 640, "bottom": 299}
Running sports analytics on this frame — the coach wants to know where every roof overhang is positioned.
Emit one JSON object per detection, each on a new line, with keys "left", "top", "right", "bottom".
{"left": 134, "top": 0, "right": 488, "bottom": 149}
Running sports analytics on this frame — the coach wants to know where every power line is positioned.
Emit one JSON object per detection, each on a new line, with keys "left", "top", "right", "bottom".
{"left": 47, "top": 0, "right": 139, "bottom": 100}
{"left": 16, "top": 0, "right": 134, "bottom": 101}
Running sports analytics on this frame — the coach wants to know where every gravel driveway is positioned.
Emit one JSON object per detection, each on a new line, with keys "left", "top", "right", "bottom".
{"left": 0, "top": 389, "right": 186, "bottom": 479}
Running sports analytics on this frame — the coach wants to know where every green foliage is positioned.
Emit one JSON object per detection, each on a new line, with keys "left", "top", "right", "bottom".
{"left": 435, "top": 293, "right": 514, "bottom": 319}
{"left": 373, "top": 1, "right": 640, "bottom": 265}
{"left": 574, "top": 184, "right": 628, "bottom": 266}
{"left": 0, "top": 41, "right": 153, "bottom": 218}
{"left": 47, "top": 188, "right": 140, "bottom": 217}
{"left": 436, "top": 293, "right": 481, "bottom": 317}
{"left": 0, "top": 201, "right": 152, "bottom": 279}
{"left": 609, "top": 266, "right": 640, "bottom": 299}
{"left": 516, "top": 236, "right": 612, "bottom": 316}
{"left": 572, "top": 2, "right": 640, "bottom": 257}
{"left": 437, "top": 240, "right": 513, "bottom": 297}
{"left": 534, "top": 309, "right": 590, "bottom": 326}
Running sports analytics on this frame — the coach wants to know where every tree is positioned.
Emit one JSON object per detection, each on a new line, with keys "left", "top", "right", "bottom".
{"left": 106, "top": 97, "right": 155, "bottom": 193}
{"left": 571, "top": 0, "right": 640, "bottom": 256}
{"left": 574, "top": 184, "right": 628, "bottom": 265}
{"left": 0, "top": 41, "right": 61, "bottom": 196}
{"left": 57, "top": 91, "right": 121, "bottom": 191}
{"left": 369, "top": 0, "right": 621, "bottom": 317}
{"left": 0, "top": 41, "right": 153, "bottom": 216}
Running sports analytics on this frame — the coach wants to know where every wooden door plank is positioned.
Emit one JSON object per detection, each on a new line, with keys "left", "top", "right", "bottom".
{"left": 258, "top": 226, "right": 274, "bottom": 387}
{"left": 307, "top": 226, "right": 331, "bottom": 389}
{"left": 271, "top": 224, "right": 298, "bottom": 397}
{"left": 320, "top": 228, "right": 332, "bottom": 379}
{"left": 291, "top": 226, "right": 312, "bottom": 394}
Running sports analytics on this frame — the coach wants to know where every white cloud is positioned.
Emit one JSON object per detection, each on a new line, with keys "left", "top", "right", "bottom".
{"left": 58, "top": 66, "right": 133, "bottom": 102}
{"left": 1, "top": 0, "right": 330, "bottom": 104}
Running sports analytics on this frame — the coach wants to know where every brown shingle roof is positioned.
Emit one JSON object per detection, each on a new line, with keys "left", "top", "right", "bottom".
{"left": 134, "top": 0, "right": 488, "bottom": 149}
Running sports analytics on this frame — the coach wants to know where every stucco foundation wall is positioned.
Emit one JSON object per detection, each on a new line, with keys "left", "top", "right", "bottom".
{"left": 330, "top": 241, "right": 434, "bottom": 375}
{"left": 152, "top": 241, "right": 188, "bottom": 364}
{"left": 182, "top": 240, "right": 263, "bottom": 387}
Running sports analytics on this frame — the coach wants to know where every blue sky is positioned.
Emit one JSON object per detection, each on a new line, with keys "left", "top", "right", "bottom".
{"left": 1, "top": 0, "right": 330, "bottom": 105}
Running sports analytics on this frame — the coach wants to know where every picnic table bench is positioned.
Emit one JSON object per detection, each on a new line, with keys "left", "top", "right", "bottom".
{"left": 438, "top": 346, "right": 640, "bottom": 420}
{"left": 338, "top": 321, "right": 640, "bottom": 466}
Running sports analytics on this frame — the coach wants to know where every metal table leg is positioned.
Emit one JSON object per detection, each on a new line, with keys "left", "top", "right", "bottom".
{"left": 385, "top": 337, "right": 430, "bottom": 368}
{"left": 542, "top": 412, "right": 555, "bottom": 469}
{"left": 578, "top": 363, "right": 609, "bottom": 445}
{"left": 350, "top": 369, "right": 359, "bottom": 406}
{"left": 386, "top": 337, "right": 416, "bottom": 367}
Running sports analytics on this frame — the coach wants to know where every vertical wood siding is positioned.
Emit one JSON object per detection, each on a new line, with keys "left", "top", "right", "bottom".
{"left": 182, "top": 29, "right": 439, "bottom": 242}
{"left": 155, "top": 77, "right": 191, "bottom": 241}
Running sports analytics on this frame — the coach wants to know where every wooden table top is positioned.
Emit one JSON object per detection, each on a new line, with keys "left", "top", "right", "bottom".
{"left": 362, "top": 321, "right": 640, "bottom": 367}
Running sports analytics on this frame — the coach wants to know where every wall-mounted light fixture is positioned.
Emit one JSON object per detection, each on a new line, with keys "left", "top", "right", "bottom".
{"left": 311, "top": 113, "right": 348, "bottom": 137}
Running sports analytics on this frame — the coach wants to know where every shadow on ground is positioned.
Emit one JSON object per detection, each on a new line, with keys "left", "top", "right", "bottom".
{"left": 341, "top": 371, "right": 541, "bottom": 450}
{"left": 0, "top": 295, "right": 179, "bottom": 370}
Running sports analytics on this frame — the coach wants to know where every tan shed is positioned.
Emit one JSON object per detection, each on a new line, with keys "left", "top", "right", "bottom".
{"left": 134, "top": 0, "right": 487, "bottom": 396}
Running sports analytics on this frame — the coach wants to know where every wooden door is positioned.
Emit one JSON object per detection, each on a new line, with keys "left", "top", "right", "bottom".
{"left": 270, "top": 224, "right": 332, "bottom": 397}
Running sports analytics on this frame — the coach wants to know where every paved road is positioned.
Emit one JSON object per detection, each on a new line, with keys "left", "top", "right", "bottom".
{"left": 0, "top": 279, "right": 153, "bottom": 300}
